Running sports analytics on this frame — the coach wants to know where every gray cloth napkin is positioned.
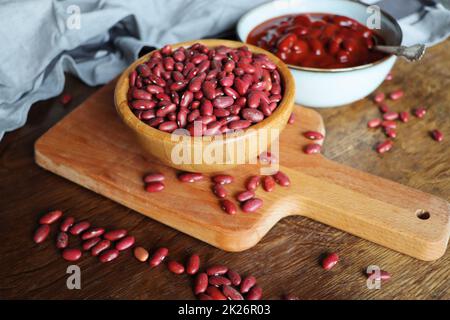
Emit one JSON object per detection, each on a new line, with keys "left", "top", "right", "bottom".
{"left": 1, "top": 0, "right": 449, "bottom": 140}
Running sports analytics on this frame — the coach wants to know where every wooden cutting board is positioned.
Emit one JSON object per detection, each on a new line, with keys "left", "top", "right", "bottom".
{"left": 34, "top": 80, "right": 450, "bottom": 261}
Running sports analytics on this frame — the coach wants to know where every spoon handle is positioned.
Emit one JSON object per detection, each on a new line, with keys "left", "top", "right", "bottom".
{"left": 374, "top": 44, "right": 426, "bottom": 62}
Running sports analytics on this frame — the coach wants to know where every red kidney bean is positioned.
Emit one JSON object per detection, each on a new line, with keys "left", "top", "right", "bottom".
{"left": 137, "top": 64, "right": 151, "bottom": 77}
{"left": 129, "top": 71, "right": 137, "bottom": 87}
{"left": 304, "top": 143, "right": 321, "bottom": 154}
{"left": 185, "top": 254, "right": 200, "bottom": 275}
{"left": 99, "top": 249, "right": 119, "bottom": 263}
{"left": 149, "top": 247, "right": 169, "bottom": 267}
{"left": 39, "top": 210, "right": 63, "bottom": 225}
{"left": 236, "top": 190, "right": 255, "bottom": 202}
{"left": 134, "top": 246, "right": 149, "bottom": 262}
{"left": 69, "top": 221, "right": 90, "bottom": 236}
{"left": 82, "top": 237, "right": 101, "bottom": 251}
{"left": 145, "top": 181, "right": 165, "bottom": 193}
{"left": 146, "top": 85, "right": 164, "bottom": 95}
{"left": 56, "top": 232, "right": 69, "bottom": 249}
{"left": 206, "top": 265, "right": 228, "bottom": 276}
{"left": 228, "top": 120, "right": 251, "bottom": 130}
{"left": 178, "top": 172, "right": 204, "bottom": 182}
{"left": 366, "top": 270, "right": 391, "bottom": 281}
{"left": 383, "top": 111, "right": 399, "bottom": 121}
{"left": 220, "top": 199, "right": 237, "bottom": 215}
{"left": 115, "top": 236, "right": 135, "bottom": 251}
{"left": 322, "top": 252, "right": 339, "bottom": 270}
{"left": 212, "top": 184, "right": 227, "bottom": 199}
{"left": 262, "top": 176, "right": 276, "bottom": 192}
{"left": 103, "top": 229, "right": 127, "bottom": 241}
{"left": 384, "top": 128, "right": 397, "bottom": 139}
{"left": 81, "top": 227, "right": 105, "bottom": 240}
{"left": 62, "top": 248, "right": 82, "bottom": 262}
{"left": 209, "top": 276, "right": 232, "bottom": 287}
{"left": 158, "top": 121, "right": 178, "bottom": 133}
{"left": 414, "top": 107, "right": 426, "bottom": 118}
{"left": 212, "top": 174, "right": 233, "bottom": 185}
{"left": 367, "top": 118, "right": 382, "bottom": 128}
{"left": 143, "top": 173, "right": 165, "bottom": 183}
{"left": 60, "top": 216, "right": 75, "bottom": 232}
{"left": 246, "top": 286, "right": 263, "bottom": 300}
{"left": 167, "top": 260, "right": 185, "bottom": 274}
{"left": 399, "top": 111, "right": 410, "bottom": 123}
{"left": 240, "top": 276, "right": 256, "bottom": 293}
{"left": 381, "top": 120, "right": 397, "bottom": 129}
{"left": 213, "top": 96, "right": 234, "bottom": 109}
{"left": 273, "top": 171, "right": 290, "bottom": 187}
{"left": 91, "top": 240, "right": 111, "bottom": 256}
{"left": 241, "top": 108, "right": 264, "bottom": 122}
{"left": 246, "top": 176, "right": 260, "bottom": 191}
{"left": 431, "top": 129, "right": 443, "bottom": 142}
{"left": 131, "top": 88, "right": 152, "bottom": 100}
{"left": 206, "top": 286, "right": 227, "bottom": 300}
{"left": 389, "top": 89, "right": 404, "bottom": 100}
{"left": 222, "top": 285, "right": 244, "bottom": 300}
{"left": 376, "top": 140, "right": 393, "bottom": 153}
{"left": 226, "top": 269, "right": 241, "bottom": 286}
{"left": 131, "top": 99, "right": 156, "bottom": 110}
{"left": 242, "top": 198, "right": 263, "bottom": 213}
{"left": 378, "top": 103, "right": 389, "bottom": 113}
{"left": 147, "top": 117, "right": 164, "bottom": 127}
{"left": 373, "top": 92, "right": 385, "bottom": 103}
{"left": 194, "top": 272, "right": 209, "bottom": 294}
{"left": 303, "top": 131, "right": 324, "bottom": 140}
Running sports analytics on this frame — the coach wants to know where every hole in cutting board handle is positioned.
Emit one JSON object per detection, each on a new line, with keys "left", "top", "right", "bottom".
{"left": 416, "top": 209, "right": 430, "bottom": 220}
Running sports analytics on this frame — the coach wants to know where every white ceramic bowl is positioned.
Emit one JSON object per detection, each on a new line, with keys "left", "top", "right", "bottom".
{"left": 237, "top": 0, "right": 403, "bottom": 108}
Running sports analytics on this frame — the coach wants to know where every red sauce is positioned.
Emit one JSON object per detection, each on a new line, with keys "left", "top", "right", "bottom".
{"left": 247, "top": 13, "right": 388, "bottom": 69}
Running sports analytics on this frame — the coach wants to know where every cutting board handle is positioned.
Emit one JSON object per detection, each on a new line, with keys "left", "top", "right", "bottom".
{"left": 288, "top": 156, "right": 450, "bottom": 261}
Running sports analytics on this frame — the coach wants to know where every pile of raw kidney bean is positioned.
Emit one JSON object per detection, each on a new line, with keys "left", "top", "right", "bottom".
{"left": 367, "top": 76, "right": 443, "bottom": 153}
{"left": 33, "top": 212, "right": 390, "bottom": 300}
{"left": 127, "top": 43, "right": 283, "bottom": 136}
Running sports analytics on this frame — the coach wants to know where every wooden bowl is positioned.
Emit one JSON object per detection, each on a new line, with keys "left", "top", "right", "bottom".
{"left": 114, "top": 39, "right": 295, "bottom": 173}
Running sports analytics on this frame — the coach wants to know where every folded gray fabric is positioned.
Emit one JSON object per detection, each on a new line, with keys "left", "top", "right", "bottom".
{"left": 0, "top": 0, "right": 267, "bottom": 140}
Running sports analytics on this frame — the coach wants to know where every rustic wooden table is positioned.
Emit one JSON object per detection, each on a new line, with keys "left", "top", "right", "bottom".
{"left": 0, "top": 40, "right": 448, "bottom": 300}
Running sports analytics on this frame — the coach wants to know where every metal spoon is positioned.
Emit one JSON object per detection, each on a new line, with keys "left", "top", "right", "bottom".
{"left": 374, "top": 44, "right": 426, "bottom": 62}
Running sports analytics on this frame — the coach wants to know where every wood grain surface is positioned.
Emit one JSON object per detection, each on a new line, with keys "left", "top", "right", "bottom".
{"left": 0, "top": 40, "right": 449, "bottom": 300}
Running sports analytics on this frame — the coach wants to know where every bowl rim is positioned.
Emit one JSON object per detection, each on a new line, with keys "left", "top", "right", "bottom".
{"left": 236, "top": 0, "right": 403, "bottom": 73}
{"left": 114, "top": 39, "right": 295, "bottom": 144}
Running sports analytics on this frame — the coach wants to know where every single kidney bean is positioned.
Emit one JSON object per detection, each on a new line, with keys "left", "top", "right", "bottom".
{"left": 212, "top": 174, "right": 234, "bottom": 185}
{"left": 62, "top": 248, "right": 82, "bottom": 262}
{"left": 56, "top": 232, "right": 69, "bottom": 249}
{"left": 91, "top": 240, "right": 111, "bottom": 256}
{"left": 242, "top": 198, "right": 263, "bottom": 213}
{"left": 273, "top": 171, "right": 290, "bottom": 187}
{"left": 378, "top": 103, "right": 389, "bottom": 113}
{"left": 373, "top": 92, "right": 385, "bottom": 103}
{"left": 262, "top": 176, "right": 276, "bottom": 192}
{"left": 246, "top": 176, "right": 260, "bottom": 191}
{"left": 209, "top": 276, "right": 232, "bottom": 287}
{"left": 143, "top": 173, "right": 165, "bottom": 183}
{"left": 259, "top": 151, "right": 277, "bottom": 164}
{"left": 103, "top": 229, "right": 127, "bottom": 241}
{"left": 246, "top": 286, "right": 263, "bottom": 300}
{"left": 194, "top": 273, "right": 209, "bottom": 295}
{"left": 212, "top": 184, "right": 227, "bottom": 199}
{"left": 240, "top": 276, "right": 256, "bottom": 293}
{"left": 134, "top": 247, "right": 149, "bottom": 262}
{"left": 81, "top": 227, "right": 105, "bottom": 240}
{"left": 131, "top": 99, "right": 156, "bottom": 110}
{"left": 236, "top": 190, "right": 255, "bottom": 202}
{"left": 131, "top": 88, "right": 152, "bottom": 100}
{"left": 376, "top": 140, "right": 393, "bottom": 154}
{"left": 60, "top": 216, "right": 75, "bottom": 232}
{"left": 39, "top": 210, "right": 63, "bottom": 225}
{"left": 304, "top": 143, "right": 321, "bottom": 154}
{"left": 226, "top": 269, "right": 241, "bottom": 286}
{"left": 431, "top": 129, "right": 443, "bottom": 142}
{"left": 389, "top": 89, "right": 404, "bottom": 100}
{"left": 206, "top": 265, "right": 228, "bottom": 276}
{"left": 115, "top": 236, "right": 135, "bottom": 251}
{"left": 168, "top": 260, "right": 185, "bottom": 274}
{"left": 399, "top": 111, "right": 410, "bottom": 123}
{"left": 384, "top": 128, "right": 397, "bottom": 139}
{"left": 222, "top": 285, "right": 244, "bottom": 300}
{"left": 228, "top": 120, "right": 251, "bottom": 130}
{"left": 381, "top": 120, "right": 397, "bottom": 129}
{"left": 414, "top": 107, "right": 427, "bottom": 118}
{"left": 82, "top": 237, "right": 101, "bottom": 251}
{"left": 241, "top": 108, "right": 264, "bottom": 122}
{"left": 178, "top": 172, "right": 204, "bottom": 182}
{"left": 366, "top": 270, "right": 391, "bottom": 281}
{"left": 213, "top": 96, "right": 234, "bottom": 109}
{"left": 383, "top": 111, "right": 399, "bottom": 121}
{"left": 69, "top": 221, "right": 91, "bottom": 236}
{"left": 303, "top": 131, "right": 324, "bottom": 140}
{"left": 367, "top": 118, "right": 382, "bottom": 128}
{"left": 206, "top": 286, "right": 227, "bottom": 300}
{"left": 145, "top": 181, "right": 165, "bottom": 193}
{"left": 288, "top": 112, "right": 295, "bottom": 124}
{"left": 322, "top": 252, "right": 339, "bottom": 270}
{"left": 149, "top": 247, "right": 169, "bottom": 268}
{"left": 186, "top": 254, "right": 200, "bottom": 275}
{"left": 99, "top": 249, "right": 120, "bottom": 263}
{"left": 221, "top": 199, "right": 237, "bottom": 215}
